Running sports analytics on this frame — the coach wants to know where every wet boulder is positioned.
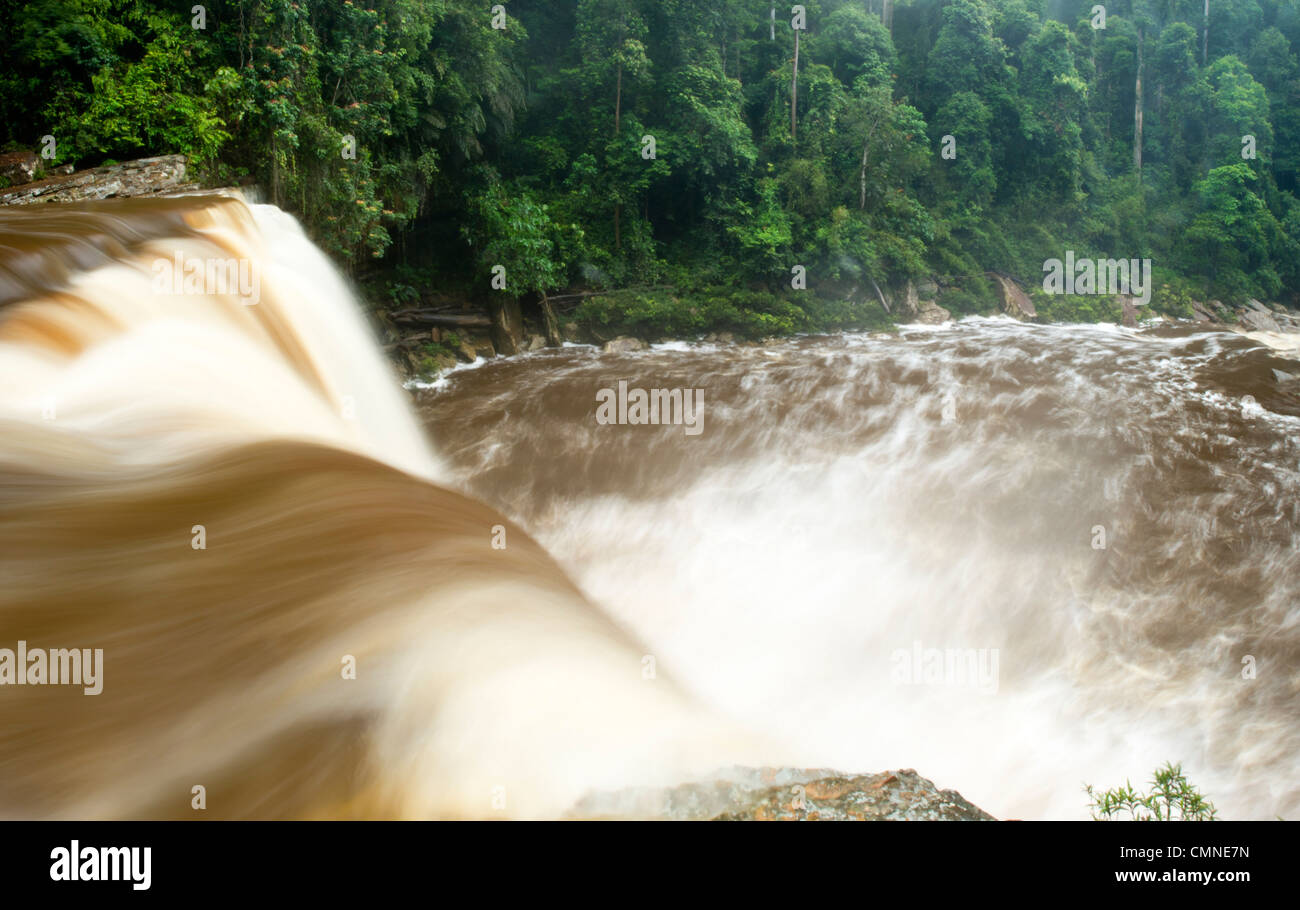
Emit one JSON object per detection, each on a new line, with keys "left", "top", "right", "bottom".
{"left": 602, "top": 336, "right": 646, "bottom": 353}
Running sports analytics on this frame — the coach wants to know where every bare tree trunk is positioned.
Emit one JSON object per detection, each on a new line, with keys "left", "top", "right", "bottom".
{"left": 1134, "top": 27, "right": 1144, "bottom": 177}
{"left": 860, "top": 140, "right": 870, "bottom": 210}
{"left": 859, "top": 112, "right": 882, "bottom": 210}
{"left": 614, "top": 63, "right": 622, "bottom": 136}
{"left": 791, "top": 28, "right": 800, "bottom": 143}
{"left": 1203, "top": 0, "right": 1209, "bottom": 65}
{"left": 871, "top": 279, "right": 891, "bottom": 313}
{"left": 883, "top": 0, "right": 894, "bottom": 32}
{"left": 614, "top": 57, "right": 622, "bottom": 251}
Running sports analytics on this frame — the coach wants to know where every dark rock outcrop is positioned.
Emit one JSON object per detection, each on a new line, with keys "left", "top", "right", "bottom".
{"left": 1121, "top": 296, "right": 1139, "bottom": 328}
{"left": 572, "top": 767, "right": 996, "bottom": 821}
{"left": 1191, "top": 300, "right": 1219, "bottom": 323}
{"left": 988, "top": 272, "right": 1037, "bottom": 320}
{"left": 903, "top": 281, "right": 920, "bottom": 318}
{"left": 1239, "top": 309, "right": 1281, "bottom": 333}
{"left": 0, "top": 150, "right": 41, "bottom": 186}
{"left": 916, "top": 300, "right": 952, "bottom": 325}
{"left": 488, "top": 296, "right": 524, "bottom": 356}
{"left": 1239, "top": 299, "right": 1283, "bottom": 333}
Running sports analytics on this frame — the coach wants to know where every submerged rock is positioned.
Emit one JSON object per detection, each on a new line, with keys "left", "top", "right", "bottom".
{"left": 571, "top": 767, "right": 995, "bottom": 821}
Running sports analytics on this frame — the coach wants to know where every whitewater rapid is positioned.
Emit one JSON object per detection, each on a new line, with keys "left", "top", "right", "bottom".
{"left": 420, "top": 319, "right": 1300, "bottom": 820}
{"left": 3, "top": 192, "right": 1295, "bottom": 819}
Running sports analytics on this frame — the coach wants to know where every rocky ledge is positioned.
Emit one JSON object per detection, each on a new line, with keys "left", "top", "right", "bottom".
{"left": 570, "top": 767, "right": 996, "bottom": 821}
{"left": 0, "top": 154, "right": 196, "bottom": 205}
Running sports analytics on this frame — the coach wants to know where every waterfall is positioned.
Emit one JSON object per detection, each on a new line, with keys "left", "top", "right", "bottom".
{"left": 0, "top": 195, "right": 755, "bottom": 819}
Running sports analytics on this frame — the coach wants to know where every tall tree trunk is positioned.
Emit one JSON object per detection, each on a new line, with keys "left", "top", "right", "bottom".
{"left": 1203, "top": 0, "right": 1209, "bottom": 65}
{"left": 860, "top": 121, "right": 881, "bottom": 211}
{"left": 770, "top": 6, "right": 775, "bottom": 41}
{"left": 1134, "top": 27, "right": 1144, "bottom": 177}
{"left": 614, "top": 59, "right": 622, "bottom": 250}
{"left": 614, "top": 63, "right": 622, "bottom": 136}
{"left": 860, "top": 141, "right": 870, "bottom": 210}
{"left": 791, "top": 28, "right": 800, "bottom": 144}
{"left": 883, "top": 0, "right": 894, "bottom": 32}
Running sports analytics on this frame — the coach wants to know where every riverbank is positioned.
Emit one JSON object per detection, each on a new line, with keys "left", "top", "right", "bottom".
{"left": 396, "top": 301, "right": 1300, "bottom": 386}
{"left": 2, "top": 153, "right": 1295, "bottom": 387}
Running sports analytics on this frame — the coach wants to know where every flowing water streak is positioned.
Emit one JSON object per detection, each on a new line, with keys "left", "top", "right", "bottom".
{"left": 0, "top": 196, "right": 751, "bottom": 819}
{"left": 420, "top": 319, "right": 1300, "bottom": 820}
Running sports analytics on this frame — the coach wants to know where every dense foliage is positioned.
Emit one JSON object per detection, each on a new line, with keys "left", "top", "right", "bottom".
{"left": 4, "top": 0, "right": 1300, "bottom": 327}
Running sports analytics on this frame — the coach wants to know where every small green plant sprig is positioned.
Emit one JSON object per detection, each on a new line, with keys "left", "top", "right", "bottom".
{"left": 1085, "top": 762, "right": 1219, "bottom": 821}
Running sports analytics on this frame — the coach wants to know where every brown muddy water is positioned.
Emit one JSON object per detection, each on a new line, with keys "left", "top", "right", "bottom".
{"left": 416, "top": 321, "right": 1300, "bottom": 820}
{"left": 1, "top": 194, "right": 1296, "bottom": 819}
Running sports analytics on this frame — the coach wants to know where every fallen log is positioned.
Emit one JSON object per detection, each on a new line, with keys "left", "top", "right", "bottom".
{"left": 870, "top": 278, "right": 891, "bottom": 313}
{"left": 389, "top": 309, "right": 492, "bottom": 328}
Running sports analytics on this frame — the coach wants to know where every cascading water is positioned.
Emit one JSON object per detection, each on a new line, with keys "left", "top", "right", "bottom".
{"left": 0, "top": 195, "right": 753, "bottom": 820}
{"left": 418, "top": 321, "right": 1300, "bottom": 820}
{"left": 2, "top": 194, "right": 1296, "bottom": 820}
